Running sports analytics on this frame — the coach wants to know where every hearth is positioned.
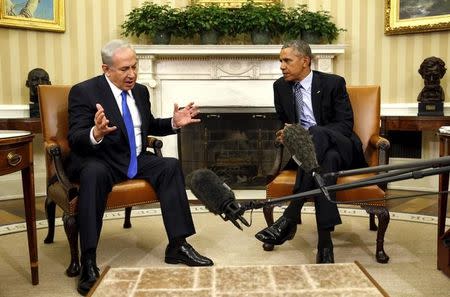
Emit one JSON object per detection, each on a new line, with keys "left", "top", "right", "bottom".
{"left": 178, "top": 107, "right": 288, "bottom": 189}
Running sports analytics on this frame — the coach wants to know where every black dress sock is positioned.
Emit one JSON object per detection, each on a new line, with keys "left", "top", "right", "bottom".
{"left": 318, "top": 229, "right": 333, "bottom": 249}
{"left": 81, "top": 248, "right": 96, "bottom": 264}
{"left": 169, "top": 236, "right": 186, "bottom": 248}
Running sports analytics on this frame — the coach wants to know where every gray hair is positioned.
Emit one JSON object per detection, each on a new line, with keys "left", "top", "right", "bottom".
{"left": 282, "top": 40, "right": 314, "bottom": 65}
{"left": 101, "top": 39, "right": 134, "bottom": 66}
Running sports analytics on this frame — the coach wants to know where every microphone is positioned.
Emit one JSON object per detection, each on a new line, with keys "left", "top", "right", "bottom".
{"left": 283, "top": 124, "right": 331, "bottom": 201}
{"left": 283, "top": 124, "right": 318, "bottom": 172}
{"left": 187, "top": 169, "right": 250, "bottom": 230}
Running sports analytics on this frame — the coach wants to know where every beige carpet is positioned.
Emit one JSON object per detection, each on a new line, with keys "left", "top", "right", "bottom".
{"left": 89, "top": 262, "right": 387, "bottom": 297}
{"left": 0, "top": 207, "right": 450, "bottom": 297}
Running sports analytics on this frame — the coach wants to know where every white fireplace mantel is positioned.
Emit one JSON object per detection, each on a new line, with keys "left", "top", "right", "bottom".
{"left": 134, "top": 44, "right": 346, "bottom": 158}
{"left": 135, "top": 44, "right": 345, "bottom": 90}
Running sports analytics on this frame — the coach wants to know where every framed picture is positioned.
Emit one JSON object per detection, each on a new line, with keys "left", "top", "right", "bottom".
{"left": 0, "top": 0, "right": 65, "bottom": 32}
{"left": 385, "top": 0, "right": 450, "bottom": 35}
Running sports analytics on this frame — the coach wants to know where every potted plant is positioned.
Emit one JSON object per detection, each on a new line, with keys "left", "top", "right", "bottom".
{"left": 180, "top": 4, "right": 233, "bottom": 44}
{"left": 234, "top": 1, "right": 286, "bottom": 44}
{"left": 285, "top": 5, "right": 343, "bottom": 44}
{"left": 121, "top": 2, "right": 179, "bottom": 44}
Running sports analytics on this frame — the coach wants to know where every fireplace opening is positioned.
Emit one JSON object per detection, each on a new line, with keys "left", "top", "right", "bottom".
{"left": 178, "top": 107, "right": 290, "bottom": 189}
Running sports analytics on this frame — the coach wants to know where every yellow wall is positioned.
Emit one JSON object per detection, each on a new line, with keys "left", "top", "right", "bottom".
{"left": 0, "top": 0, "right": 449, "bottom": 106}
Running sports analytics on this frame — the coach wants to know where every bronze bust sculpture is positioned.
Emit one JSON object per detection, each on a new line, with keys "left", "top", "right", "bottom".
{"left": 417, "top": 57, "right": 446, "bottom": 116}
{"left": 26, "top": 68, "right": 51, "bottom": 117}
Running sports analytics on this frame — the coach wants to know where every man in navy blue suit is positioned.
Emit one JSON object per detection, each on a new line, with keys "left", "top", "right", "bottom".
{"left": 68, "top": 39, "right": 213, "bottom": 295}
{"left": 255, "top": 40, "right": 366, "bottom": 264}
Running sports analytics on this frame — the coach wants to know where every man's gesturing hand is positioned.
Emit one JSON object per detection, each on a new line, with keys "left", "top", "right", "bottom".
{"left": 93, "top": 103, "right": 117, "bottom": 141}
{"left": 172, "top": 102, "right": 201, "bottom": 128}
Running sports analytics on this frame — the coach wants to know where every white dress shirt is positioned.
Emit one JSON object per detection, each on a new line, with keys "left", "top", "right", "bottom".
{"left": 90, "top": 75, "right": 142, "bottom": 156}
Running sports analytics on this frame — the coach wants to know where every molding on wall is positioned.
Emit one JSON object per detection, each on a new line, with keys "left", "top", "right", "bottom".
{"left": 0, "top": 104, "right": 29, "bottom": 118}
{"left": 381, "top": 103, "right": 450, "bottom": 116}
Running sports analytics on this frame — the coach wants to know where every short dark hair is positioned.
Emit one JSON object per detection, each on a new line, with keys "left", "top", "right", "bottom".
{"left": 282, "top": 39, "right": 314, "bottom": 63}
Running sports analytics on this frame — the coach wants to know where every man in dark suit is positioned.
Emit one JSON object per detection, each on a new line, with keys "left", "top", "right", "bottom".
{"left": 68, "top": 39, "right": 213, "bottom": 295}
{"left": 255, "top": 40, "right": 366, "bottom": 264}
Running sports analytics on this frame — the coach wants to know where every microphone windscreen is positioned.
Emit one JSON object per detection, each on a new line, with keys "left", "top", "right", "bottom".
{"left": 283, "top": 124, "right": 319, "bottom": 172}
{"left": 186, "top": 169, "right": 236, "bottom": 215}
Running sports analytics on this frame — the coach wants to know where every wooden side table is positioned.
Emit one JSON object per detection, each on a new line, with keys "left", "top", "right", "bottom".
{"left": 0, "top": 130, "right": 38, "bottom": 285}
{"left": 380, "top": 115, "right": 450, "bottom": 165}
{"left": 438, "top": 133, "right": 450, "bottom": 278}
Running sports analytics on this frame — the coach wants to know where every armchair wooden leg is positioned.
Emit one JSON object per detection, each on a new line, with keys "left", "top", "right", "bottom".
{"left": 362, "top": 205, "right": 390, "bottom": 264}
{"left": 369, "top": 213, "right": 377, "bottom": 231}
{"left": 43, "top": 197, "right": 56, "bottom": 244}
{"left": 63, "top": 213, "right": 80, "bottom": 277}
{"left": 123, "top": 207, "right": 132, "bottom": 229}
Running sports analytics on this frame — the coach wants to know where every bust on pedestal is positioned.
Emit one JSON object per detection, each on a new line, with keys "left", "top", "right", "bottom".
{"left": 26, "top": 68, "right": 51, "bottom": 118}
{"left": 417, "top": 57, "right": 447, "bottom": 116}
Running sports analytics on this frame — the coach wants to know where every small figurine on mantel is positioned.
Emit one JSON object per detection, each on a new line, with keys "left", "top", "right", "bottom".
{"left": 417, "top": 56, "right": 447, "bottom": 116}
{"left": 26, "top": 68, "right": 51, "bottom": 118}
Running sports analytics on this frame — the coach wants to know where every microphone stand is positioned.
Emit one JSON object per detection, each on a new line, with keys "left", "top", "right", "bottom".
{"left": 240, "top": 159, "right": 450, "bottom": 211}
{"left": 324, "top": 155, "right": 450, "bottom": 178}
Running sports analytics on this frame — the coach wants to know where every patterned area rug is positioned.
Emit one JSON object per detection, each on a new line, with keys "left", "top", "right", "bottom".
{"left": 89, "top": 262, "right": 388, "bottom": 297}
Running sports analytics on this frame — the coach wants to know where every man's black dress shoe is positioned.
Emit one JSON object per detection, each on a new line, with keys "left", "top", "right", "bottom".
{"left": 316, "top": 247, "right": 334, "bottom": 264}
{"left": 165, "top": 242, "right": 213, "bottom": 266}
{"left": 77, "top": 259, "right": 100, "bottom": 296}
{"left": 255, "top": 216, "right": 297, "bottom": 245}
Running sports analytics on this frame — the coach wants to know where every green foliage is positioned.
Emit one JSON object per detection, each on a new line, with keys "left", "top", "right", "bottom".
{"left": 121, "top": 2, "right": 179, "bottom": 38}
{"left": 120, "top": 2, "right": 345, "bottom": 44}
{"left": 180, "top": 4, "right": 233, "bottom": 37}
{"left": 285, "top": 5, "right": 344, "bottom": 43}
{"left": 234, "top": 1, "right": 287, "bottom": 35}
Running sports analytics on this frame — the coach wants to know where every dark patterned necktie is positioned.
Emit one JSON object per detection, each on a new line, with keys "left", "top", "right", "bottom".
{"left": 121, "top": 91, "right": 137, "bottom": 178}
{"left": 294, "top": 82, "right": 304, "bottom": 124}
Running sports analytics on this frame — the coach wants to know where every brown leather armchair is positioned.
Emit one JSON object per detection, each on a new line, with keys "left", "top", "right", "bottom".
{"left": 263, "top": 85, "right": 391, "bottom": 263}
{"left": 38, "top": 85, "right": 161, "bottom": 276}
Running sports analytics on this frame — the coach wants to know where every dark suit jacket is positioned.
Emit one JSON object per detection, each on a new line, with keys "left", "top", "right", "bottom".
{"left": 67, "top": 75, "right": 175, "bottom": 178}
{"left": 273, "top": 70, "right": 367, "bottom": 169}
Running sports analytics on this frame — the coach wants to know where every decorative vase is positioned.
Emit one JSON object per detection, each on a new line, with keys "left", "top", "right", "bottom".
{"left": 152, "top": 31, "right": 171, "bottom": 45}
{"left": 200, "top": 30, "right": 219, "bottom": 45}
{"left": 251, "top": 30, "right": 271, "bottom": 44}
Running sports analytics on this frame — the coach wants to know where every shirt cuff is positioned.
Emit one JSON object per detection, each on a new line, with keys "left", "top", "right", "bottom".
{"left": 171, "top": 118, "right": 180, "bottom": 130}
{"left": 90, "top": 126, "right": 103, "bottom": 145}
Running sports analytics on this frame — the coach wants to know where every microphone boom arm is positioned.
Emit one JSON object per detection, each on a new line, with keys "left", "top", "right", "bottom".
{"left": 241, "top": 161, "right": 450, "bottom": 211}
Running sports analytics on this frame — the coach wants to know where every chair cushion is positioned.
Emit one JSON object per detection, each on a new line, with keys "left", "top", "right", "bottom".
{"left": 107, "top": 179, "right": 158, "bottom": 209}
{"left": 266, "top": 170, "right": 385, "bottom": 206}
{"left": 336, "top": 174, "right": 385, "bottom": 206}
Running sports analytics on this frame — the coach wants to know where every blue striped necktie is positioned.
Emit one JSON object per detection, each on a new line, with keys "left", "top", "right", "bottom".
{"left": 121, "top": 91, "right": 137, "bottom": 178}
{"left": 294, "top": 82, "right": 304, "bottom": 124}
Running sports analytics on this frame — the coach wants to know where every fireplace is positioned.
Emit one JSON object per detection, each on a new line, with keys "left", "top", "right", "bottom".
{"left": 178, "top": 107, "right": 288, "bottom": 189}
